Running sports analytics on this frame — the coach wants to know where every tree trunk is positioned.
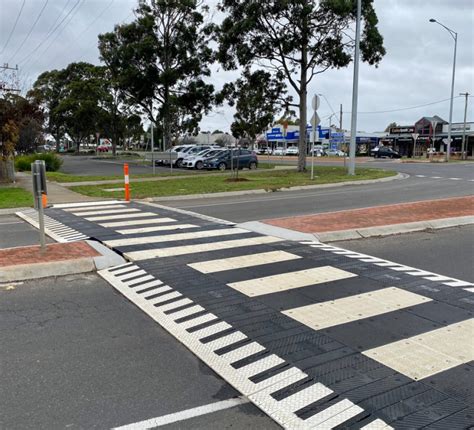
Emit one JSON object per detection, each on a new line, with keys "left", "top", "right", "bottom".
{"left": 0, "top": 158, "right": 15, "bottom": 183}
{"left": 297, "top": 43, "right": 308, "bottom": 172}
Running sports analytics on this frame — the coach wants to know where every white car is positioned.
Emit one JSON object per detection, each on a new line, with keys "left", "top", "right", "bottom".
{"left": 326, "top": 149, "right": 346, "bottom": 157}
{"left": 286, "top": 146, "right": 299, "bottom": 156}
{"left": 273, "top": 147, "right": 286, "bottom": 156}
{"left": 182, "top": 148, "right": 224, "bottom": 169}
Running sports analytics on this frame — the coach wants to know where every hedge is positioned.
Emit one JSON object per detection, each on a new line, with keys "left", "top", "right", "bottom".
{"left": 15, "top": 153, "right": 63, "bottom": 172}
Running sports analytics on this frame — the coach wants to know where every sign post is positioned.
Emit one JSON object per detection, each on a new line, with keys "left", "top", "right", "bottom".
{"left": 151, "top": 122, "right": 155, "bottom": 174}
{"left": 411, "top": 133, "right": 420, "bottom": 158}
{"left": 311, "top": 95, "right": 321, "bottom": 180}
{"left": 31, "top": 160, "right": 47, "bottom": 251}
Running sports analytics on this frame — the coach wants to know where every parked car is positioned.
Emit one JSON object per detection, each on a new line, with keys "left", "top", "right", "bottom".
{"left": 326, "top": 149, "right": 346, "bottom": 157}
{"left": 182, "top": 148, "right": 225, "bottom": 169}
{"left": 257, "top": 147, "right": 271, "bottom": 155}
{"left": 273, "top": 147, "right": 286, "bottom": 156}
{"left": 373, "top": 147, "right": 401, "bottom": 159}
{"left": 286, "top": 146, "right": 299, "bottom": 156}
{"left": 203, "top": 149, "right": 258, "bottom": 171}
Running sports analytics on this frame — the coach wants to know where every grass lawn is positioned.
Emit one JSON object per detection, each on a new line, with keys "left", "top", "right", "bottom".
{"left": 70, "top": 166, "right": 395, "bottom": 199}
{"left": 0, "top": 187, "right": 32, "bottom": 209}
{"left": 46, "top": 163, "right": 279, "bottom": 183}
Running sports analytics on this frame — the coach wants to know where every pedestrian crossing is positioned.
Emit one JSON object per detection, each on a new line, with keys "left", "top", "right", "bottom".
{"left": 16, "top": 200, "right": 474, "bottom": 429}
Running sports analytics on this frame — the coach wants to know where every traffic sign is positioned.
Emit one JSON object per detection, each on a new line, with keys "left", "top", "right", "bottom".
{"left": 311, "top": 113, "right": 320, "bottom": 129}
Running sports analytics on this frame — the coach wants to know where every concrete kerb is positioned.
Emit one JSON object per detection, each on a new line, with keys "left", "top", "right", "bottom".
{"left": 147, "top": 172, "right": 407, "bottom": 202}
{"left": 0, "top": 207, "right": 31, "bottom": 216}
{"left": 236, "top": 221, "right": 318, "bottom": 242}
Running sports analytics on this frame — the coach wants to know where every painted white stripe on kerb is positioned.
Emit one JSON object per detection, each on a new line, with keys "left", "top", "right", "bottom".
{"left": 205, "top": 331, "right": 247, "bottom": 351}
{"left": 85, "top": 212, "right": 157, "bottom": 221}
{"left": 105, "top": 228, "right": 248, "bottom": 247}
{"left": 192, "top": 321, "right": 232, "bottom": 340}
{"left": 179, "top": 313, "right": 218, "bottom": 330}
{"left": 303, "top": 399, "right": 363, "bottom": 428}
{"left": 170, "top": 305, "right": 205, "bottom": 321}
{"left": 71, "top": 208, "right": 139, "bottom": 217}
{"left": 188, "top": 250, "right": 302, "bottom": 274}
{"left": 362, "top": 418, "right": 394, "bottom": 429}
{"left": 124, "top": 236, "right": 283, "bottom": 260}
{"left": 53, "top": 200, "right": 123, "bottom": 208}
{"left": 112, "top": 397, "right": 249, "bottom": 430}
{"left": 228, "top": 266, "right": 357, "bottom": 297}
{"left": 111, "top": 265, "right": 140, "bottom": 275}
{"left": 238, "top": 354, "right": 284, "bottom": 378}
{"left": 221, "top": 342, "right": 266, "bottom": 363}
{"left": 158, "top": 298, "right": 193, "bottom": 312}
{"left": 116, "top": 224, "right": 197, "bottom": 235}
{"left": 279, "top": 382, "right": 333, "bottom": 412}
{"left": 99, "top": 217, "right": 176, "bottom": 228}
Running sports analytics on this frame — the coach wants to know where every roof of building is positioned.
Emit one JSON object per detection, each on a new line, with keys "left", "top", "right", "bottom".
{"left": 416, "top": 115, "right": 448, "bottom": 124}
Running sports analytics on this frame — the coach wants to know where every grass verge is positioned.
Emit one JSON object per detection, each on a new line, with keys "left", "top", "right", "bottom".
{"left": 70, "top": 167, "right": 395, "bottom": 199}
{"left": 0, "top": 187, "right": 32, "bottom": 209}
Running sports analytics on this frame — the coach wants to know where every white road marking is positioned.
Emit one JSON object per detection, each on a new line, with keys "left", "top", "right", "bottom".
{"left": 238, "top": 354, "right": 285, "bottom": 378}
{"left": 99, "top": 217, "right": 176, "bottom": 227}
{"left": 188, "top": 250, "right": 302, "bottom": 274}
{"left": 227, "top": 266, "right": 357, "bottom": 297}
{"left": 53, "top": 200, "right": 123, "bottom": 209}
{"left": 220, "top": 342, "right": 266, "bottom": 363}
{"left": 415, "top": 175, "right": 426, "bottom": 178}
{"left": 63, "top": 204, "right": 127, "bottom": 212}
{"left": 362, "top": 418, "right": 394, "bottom": 429}
{"left": 85, "top": 212, "right": 157, "bottom": 221}
{"left": 449, "top": 177, "right": 462, "bottom": 180}
{"left": 303, "top": 399, "right": 363, "bottom": 428}
{"left": 278, "top": 382, "right": 333, "bottom": 412}
{"left": 71, "top": 208, "right": 140, "bottom": 216}
{"left": 116, "top": 224, "right": 197, "bottom": 235}
{"left": 112, "top": 397, "right": 249, "bottom": 430}
{"left": 104, "top": 228, "right": 248, "bottom": 247}
{"left": 124, "top": 236, "right": 283, "bottom": 260}
{"left": 363, "top": 319, "right": 474, "bottom": 379}
{"left": 283, "top": 287, "right": 431, "bottom": 330}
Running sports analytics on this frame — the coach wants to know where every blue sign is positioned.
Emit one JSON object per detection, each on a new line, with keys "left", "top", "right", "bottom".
{"left": 330, "top": 132, "right": 344, "bottom": 143}
{"left": 271, "top": 127, "right": 281, "bottom": 133}
{"left": 330, "top": 142, "right": 338, "bottom": 150}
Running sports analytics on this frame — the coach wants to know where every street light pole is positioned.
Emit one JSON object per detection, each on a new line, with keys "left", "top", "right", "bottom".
{"left": 348, "top": 0, "right": 361, "bottom": 176}
{"left": 460, "top": 92, "right": 469, "bottom": 160}
{"left": 429, "top": 18, "right": 457, "bottom": 162}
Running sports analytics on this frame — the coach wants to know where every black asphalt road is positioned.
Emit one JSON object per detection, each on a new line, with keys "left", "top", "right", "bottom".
{"left": 164, "top": 162, "right": 474, "bottom": 222}
{"left": 0, "top": 274, "right": 278, "bottom": 430}
{"left": 0, "top": 215, "right": 53, "bottom": 248}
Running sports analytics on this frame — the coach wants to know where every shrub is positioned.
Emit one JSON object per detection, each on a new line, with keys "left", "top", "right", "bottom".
{"left": 15, "top": 153, "right": 63, "bottom": 172}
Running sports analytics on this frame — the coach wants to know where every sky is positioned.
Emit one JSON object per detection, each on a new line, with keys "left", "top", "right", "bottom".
{"left": 1, "top": 0, "right": 473, "bottom": 133}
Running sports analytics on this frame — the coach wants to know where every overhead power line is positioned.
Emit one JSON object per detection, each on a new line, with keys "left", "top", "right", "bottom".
{"left": 0, "top": 0, "right": 26, "bottom": 55}
{"left": 7, "top": 0, "right": 50, "bottom": 64}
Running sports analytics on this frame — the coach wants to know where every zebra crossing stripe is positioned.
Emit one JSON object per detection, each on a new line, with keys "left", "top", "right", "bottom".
{"left": 71, "top": 208, "right": 140, "bottom": 217}
{"left": 99, "top": 218, "right": 177, "bottom": 228}
{"left": 98, "top": 263, "right": 390, "bottom": 429}
{"left": 116, "top": 224, "right": 197, "bottom": 235}
{"left": 63, "top": 204, "right": 128, "bottom": 212}
{"left": 363, "top": 318, "right": 474, "bottom": 380}
{"left": 303, "top": 399, "right": 364, "bottom": 429}
{"left": 361, "top": 418, "right": 394, "bottom": 429}
{"left": 85, "top": 212, "right": 157, "bottom": 221}
{"left": 124, "top": 236, "right": 284, "bottom": 260}
{"left": 104, "top": 228, "right": 249, "bottom": 247}
{"left": 227, "top": 266, "right": 357, "bottom": 297}
{"left": 53, "top": 200, "right": 123, "bottom": 209}
{"left": 188, "top": 250, "right": 302, "bottom": 274}
{"left": 282, "top": 287, "right": 431, "bottom": 330}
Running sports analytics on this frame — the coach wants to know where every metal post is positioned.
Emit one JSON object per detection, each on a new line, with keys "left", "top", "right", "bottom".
{"left": 460, "top": 92, "right": 469, "bottom": 160}
{"left": 339, "top": 104, "right": 343, "bottom": 131}
{"left": 430, "top": 121, "right": 437, "bottom": 162}
{"left": 151, "top": 122, "right": 155, "bottom": 174}
{"left": 348, "top": 0, "right": 361, "bottom": 175}
{"left": 311, "top": 127, "right": 315, "bottom": 180}
{"left": 446, "top": 32, "right": 457, "bottom": 161}
{"left": 32, "top": 161, "right": 46, "bottom": 251}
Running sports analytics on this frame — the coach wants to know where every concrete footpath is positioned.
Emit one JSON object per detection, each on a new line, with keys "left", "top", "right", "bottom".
{"left": 258, "top": 196, "right": 474, "bottom": 242}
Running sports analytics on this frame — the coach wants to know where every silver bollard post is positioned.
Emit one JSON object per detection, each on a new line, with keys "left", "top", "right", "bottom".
{"left": 31, "top": 160, "right": 47, "bottom": 251}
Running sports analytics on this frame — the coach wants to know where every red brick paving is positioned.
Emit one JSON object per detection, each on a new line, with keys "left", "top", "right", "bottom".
{"left": 265, "top": 196, "right": 474, "bottom": 233}
{"left": 0, "top": 241, "right": 100, "bottom": 267}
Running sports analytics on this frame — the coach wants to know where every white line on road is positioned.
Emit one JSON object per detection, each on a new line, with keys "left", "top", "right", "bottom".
{"left": 112, "top": 397, "right": 249, "bottom": 429}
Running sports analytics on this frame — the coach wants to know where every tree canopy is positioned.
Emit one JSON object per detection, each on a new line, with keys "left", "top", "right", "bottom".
{"left": 216, "top": 0, "right": 386, "bottom": 170}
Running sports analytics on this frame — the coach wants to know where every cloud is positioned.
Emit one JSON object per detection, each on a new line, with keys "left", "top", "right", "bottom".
{"left": 1, "top": 0, "right": 472, "bottom": 132}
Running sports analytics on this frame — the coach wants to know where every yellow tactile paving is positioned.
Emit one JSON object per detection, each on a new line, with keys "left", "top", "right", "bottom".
{"left": 363, "top": 319, "right": 474, "bottom": 380}
{"left": 227, "top": 266, "right": 356, "bottom": 297}
{"left": 282, "top": 287, "right": 431, "bottom": 330}
{"left": 188, "top": 251, "right": 302, "bottom": 274}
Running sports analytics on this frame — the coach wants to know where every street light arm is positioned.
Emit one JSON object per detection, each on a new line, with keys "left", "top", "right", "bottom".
{"left": 430, "top": 19, "right": 457, "bottom": 40}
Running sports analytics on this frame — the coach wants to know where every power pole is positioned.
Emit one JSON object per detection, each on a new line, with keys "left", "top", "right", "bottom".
{"left": 0, "top": 63, "right": 20, "bottom": 95}
{"left": 339, "top": 104, "right": 343, "bottom": 131}
{"left": 460, "top": 92, "right": 469, "bottom": 160}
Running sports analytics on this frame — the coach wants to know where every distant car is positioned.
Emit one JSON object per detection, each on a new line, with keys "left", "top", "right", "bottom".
{"left": 203, "top": 149, "right": 258, "bottom": 171}
{"left": 326, "top": 149, "right": 346, "bottom": 157}
{"left": 273, "top": 147, "right": 286, "bottom": 156}
{"left": 182, "top": 148, "right": 225, "bottom": 169}
{"left": 97, "top": 144, "right": 111, "bottom": 152}
{"left": 374, "top": 147, "right": 401, "bottom": 159}
{"left": 286, "top": 146, "right": 299, "bottom": 156}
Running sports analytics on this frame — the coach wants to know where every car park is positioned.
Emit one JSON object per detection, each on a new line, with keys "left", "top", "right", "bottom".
{"left": 373, "top": 146, "right": 401, "bottom": 159}
{"left": 203, "top": 149, "right": 258, "bottom": 171}
{"left": 286, "top": 146, "right": 299, "bottom": 155}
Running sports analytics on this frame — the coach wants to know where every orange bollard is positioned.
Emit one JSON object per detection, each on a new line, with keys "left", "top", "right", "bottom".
{"left": 124, "top": 163, "right": 130, "bottom": 201}
{"left": 42, "top": 193, "right": 48, "bottom": 208}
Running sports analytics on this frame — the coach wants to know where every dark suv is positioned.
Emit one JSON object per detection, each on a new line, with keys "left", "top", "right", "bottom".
{"left": 203, "top": 149, "right": 258, "bottom": 171}
{"left": 373, "top": 147, "right": 401, "bottom": 159}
